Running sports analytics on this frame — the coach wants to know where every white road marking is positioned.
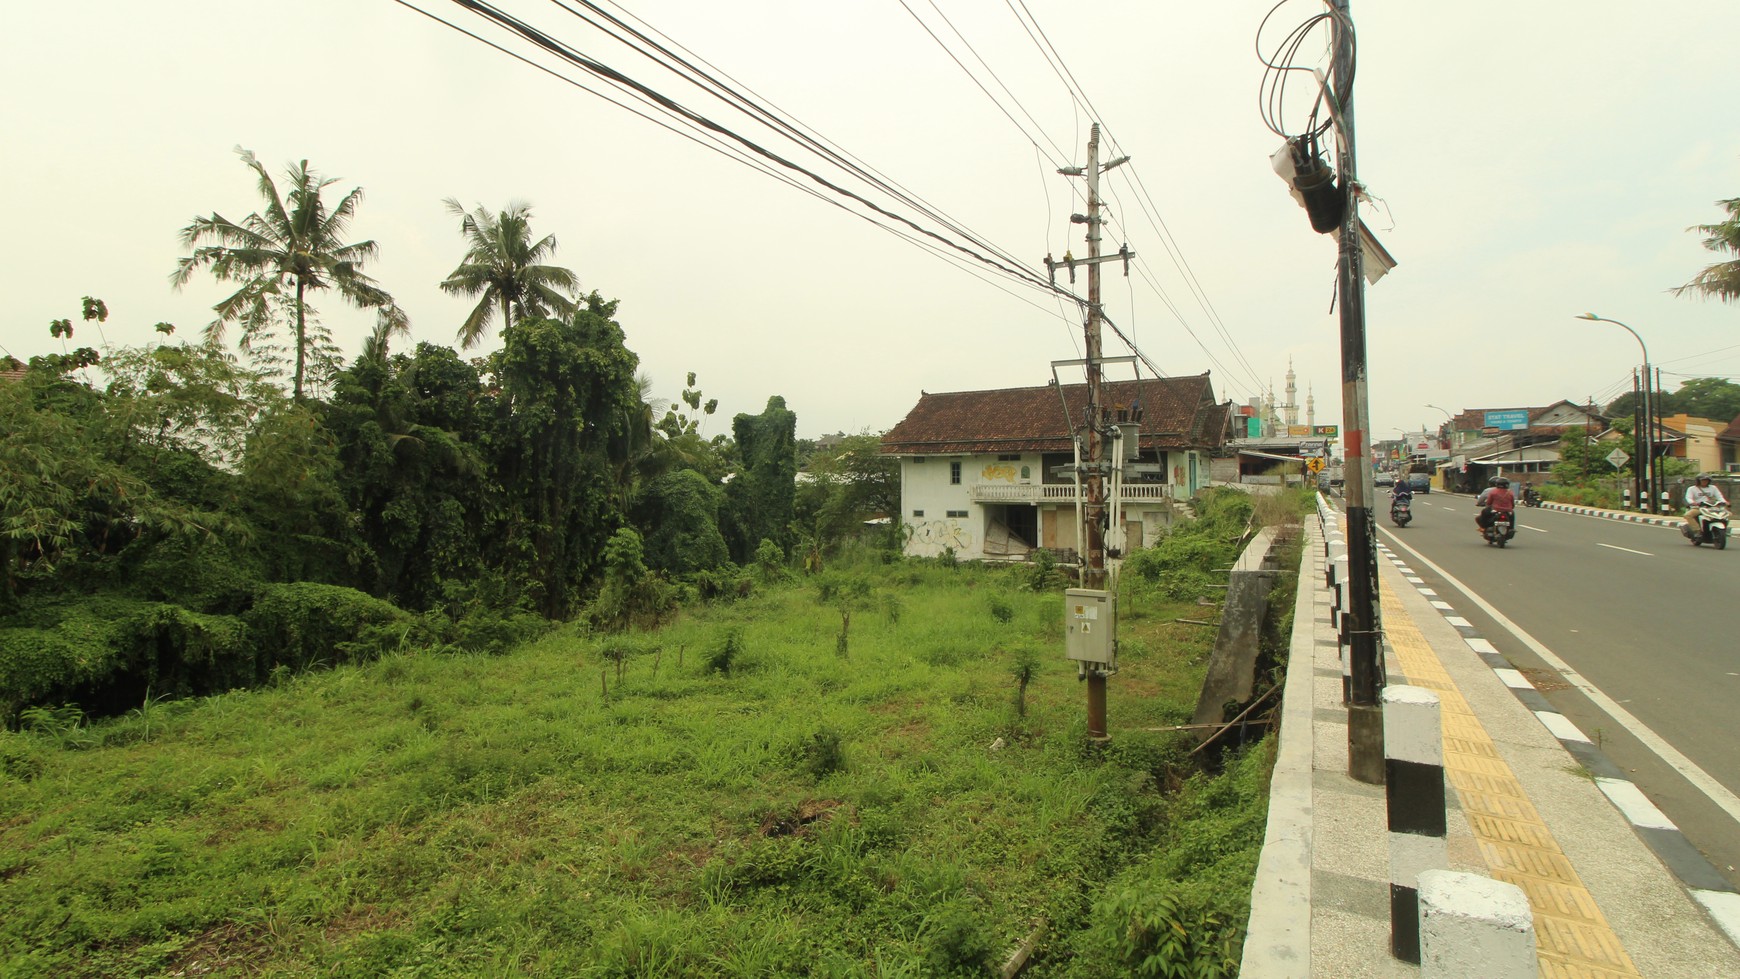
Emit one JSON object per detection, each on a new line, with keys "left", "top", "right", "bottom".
{"left": 1444, "top": 616, "right": 1473, "bottom": 629}
{"left": 1596, "top": 777, "right": 1678, "bottom": 830}
{"left": 1694, "top": 889, "right": 1740, "bottom": 949}
{"left": 1379, "top": 528, "right": 1740, "bottom": 827}
{"left": 1536, "top": 710, "right": 1592, "bottom": 743}
{"left": 1520, "top": 525, "right": 1547, "bottom": 534}
{"left": 1494, "top": 668, "right": 1533, "bottom": 689}
{"left": 1596, "top": 543, "right": 1653, "bottom": 557}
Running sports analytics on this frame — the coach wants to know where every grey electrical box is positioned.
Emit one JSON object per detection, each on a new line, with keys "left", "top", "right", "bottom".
{"left": 1064, "top": 588, "right": 1116, "bottom": 666}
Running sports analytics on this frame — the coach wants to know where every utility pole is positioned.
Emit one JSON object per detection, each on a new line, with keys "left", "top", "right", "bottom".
{"left": 1081, "top": 123, "right": 1110, "bottom": 739}
{"left": 1632, "top": 370, "right": 1644, "bottom": 509}
{"left": 1330, "top": 0, "right": 1385, "bottom": 783}
{"left": 1653, "top": 366, "right": 1665, "bottom": 514}
{"left": 1051, "top": 123, "right": 1131, "bottom": 742}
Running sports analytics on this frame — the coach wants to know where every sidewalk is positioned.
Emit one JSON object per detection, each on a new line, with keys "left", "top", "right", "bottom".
{"left": 1241, "top": 515, "right": 1740, "bottom": 978}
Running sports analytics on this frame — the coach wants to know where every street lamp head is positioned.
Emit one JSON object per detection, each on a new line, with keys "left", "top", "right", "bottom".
{"left": 1576, "top": 313, "right": 1602, "bottom": 321}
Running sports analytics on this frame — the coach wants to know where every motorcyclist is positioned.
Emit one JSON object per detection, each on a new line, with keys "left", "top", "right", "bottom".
{"left": 1683, "top": 474, "right": 1728, "bottom": 537}
{"left": 1474, "top": 476, "right": 1515, "bottom": 536}
{"left": 1521, "top": 484, "right": 1542, "bottom": 506}
{"left": 1390, "top": 477, "right": 1413, "bottom": 506}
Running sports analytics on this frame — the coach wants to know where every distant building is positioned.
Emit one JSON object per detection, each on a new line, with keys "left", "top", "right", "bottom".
{"left": 1438, "top": 401, "right": 1611, "bottom": 490}
{"left": 881, "top": 373, "right": 1231, "bottom": 561}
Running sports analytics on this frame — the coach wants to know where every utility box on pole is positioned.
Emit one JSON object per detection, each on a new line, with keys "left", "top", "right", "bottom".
{"left": 1064, "top": 588, "right": 1116, "bottom": 669}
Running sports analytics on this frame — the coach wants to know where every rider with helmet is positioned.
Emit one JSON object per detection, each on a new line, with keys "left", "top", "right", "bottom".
{"left": 1474, "top": 476, "right": 1516, "bottom": 536}
{"left": 1683, "top": 474, "right": 1729, "bottom": 536}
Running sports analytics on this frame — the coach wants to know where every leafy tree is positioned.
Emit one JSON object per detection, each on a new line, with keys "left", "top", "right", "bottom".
{"left": 490, "top": 295, "right": 640, "bottom": 618}
{"left": 325, "top": 342, "right": 490, "bottom": 609}
{"left": 237, "top": 402, "right": 357, "bottom": 584}
{"left": 1668, "top": 377, "right": 1740, "bottom": 423}
{"left": 1672, "top": 196, "right": 1740, "bottom": 304}
{"left": 439, "top": 199, "right": 579, "bottom": 350}
{"left": 171, "top": 148, "right": 406, "bottom": 400}
{"left": 0, "top": 369, "right": 228, "bottom": 607}
{"left": 1607, "top": 376, "right": 1740, "bottom": 425}
{"left": 633, "top": 469, "right": 730, "bottom": 576}
{"left": 1551, "top": 429, "right": 1614, "bottom": 485}
{"left": 723, "top": 396, "right": 798, "bottom": 564}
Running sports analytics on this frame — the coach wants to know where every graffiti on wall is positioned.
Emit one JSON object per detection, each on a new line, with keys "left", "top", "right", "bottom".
{"left": 909, "top": 520, "right": 975, "bottom": 551}
{"left": 980, "top": 464, "right": 1017, "bottom": 483}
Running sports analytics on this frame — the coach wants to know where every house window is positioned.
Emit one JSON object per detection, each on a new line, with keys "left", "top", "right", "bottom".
{"left": 997, "top": 454, "right": 1021, "bottom": 461}
{"left": 912, "top": 509, "right": 924, "bottom": 517}
{"left": 950, "top": 461, "right": 962, "bottom": 484}
{"left": 947, "top": 509, "right": 968, "bottom": 518}
{"left": 913, "top": 457, "right": 927, "bottom": 463}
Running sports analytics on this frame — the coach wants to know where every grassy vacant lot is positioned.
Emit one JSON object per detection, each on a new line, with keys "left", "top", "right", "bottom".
{"left": 0, "top": 538, "right": 1293, "bottom": 977}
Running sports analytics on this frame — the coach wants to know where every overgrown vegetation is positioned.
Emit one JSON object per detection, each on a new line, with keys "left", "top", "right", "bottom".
{"left": 0, "top": 497, "right": 1294, "bottom": 977}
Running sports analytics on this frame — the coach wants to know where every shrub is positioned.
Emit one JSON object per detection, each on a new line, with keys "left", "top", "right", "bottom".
{"left": 0, "top": 597, "right": 254, "bottom": 722}
{"left": 988, "top": 594, "right": 1014, "bottom": 624}
{"left": 799, "top": 727, "right": 847, "bottom": 779}
{"left": 243, "top": 581, "right": 415, "bottom": 672}
{"left": 705, "top": 629, "right": 744, "bottom": 675}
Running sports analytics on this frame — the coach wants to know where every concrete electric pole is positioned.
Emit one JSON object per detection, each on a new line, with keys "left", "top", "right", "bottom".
{"left": 1329, "top": 0, "right": 1386, "bottom": 783}
{"left": 1052, "top": 123, "right": 1132, "bottom": 741}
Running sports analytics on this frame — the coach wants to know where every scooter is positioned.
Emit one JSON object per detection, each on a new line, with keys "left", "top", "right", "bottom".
{"left": 1390, "top": 497, "right": 1412, "bottom": 527}
{"left": 1482, "top": 508, "right": 1516, "bottom": 547}
{"left": 1521, "top": 487, "right": 1542, "bottom": 508}
{"left": 1681, "top": 504, "right": 1730, "bottom": 549}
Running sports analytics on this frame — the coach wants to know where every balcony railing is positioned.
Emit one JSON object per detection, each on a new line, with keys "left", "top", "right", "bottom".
{"left": 968, "top": 482, "right": 1175, "bottom": 504}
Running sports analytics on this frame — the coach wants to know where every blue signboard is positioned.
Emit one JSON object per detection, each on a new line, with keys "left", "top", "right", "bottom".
{"left": 1484, "top": 409, "right": 1530, "bottom": 430}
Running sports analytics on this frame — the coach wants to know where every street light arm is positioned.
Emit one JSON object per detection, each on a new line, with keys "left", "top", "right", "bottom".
{"left": 1577, "top": 313, "right": 1649, "bottom": 365}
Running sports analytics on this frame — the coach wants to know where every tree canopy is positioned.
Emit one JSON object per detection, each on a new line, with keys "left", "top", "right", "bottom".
{"left": 1673, "top": 196, "right": 1740, "bottom": 305}
{"left": 171, "top": 148, "right": 406, "bottom": 400}
{"left": 440, "top": 199, "right": 579, "bottom": 350}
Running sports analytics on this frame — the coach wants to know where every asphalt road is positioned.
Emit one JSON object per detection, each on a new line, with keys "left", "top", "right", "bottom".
{"left": 1369, "top": 491, "right": 1740, "bottom": 888}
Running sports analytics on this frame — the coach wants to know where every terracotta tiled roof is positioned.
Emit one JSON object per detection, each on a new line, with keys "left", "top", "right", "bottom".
{"left": 1717, "top": 414, "right": 1740, "bottom": 444}
{"left": 880, "top": 373, "right": 1225, "bottom": 455}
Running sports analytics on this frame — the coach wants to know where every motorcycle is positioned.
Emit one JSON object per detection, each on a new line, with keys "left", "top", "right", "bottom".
{"left": 1521, "top": 487, "right": 1542, "bottom": 508}
{"left": 1390, "top": 497, "right": 1413, "bottom": 527}
{"left": 1482, "top": 508, "right": 1516, "bottom": 547}
{"left": 1681, "top": 504, "right": 1730, "bottom": 549}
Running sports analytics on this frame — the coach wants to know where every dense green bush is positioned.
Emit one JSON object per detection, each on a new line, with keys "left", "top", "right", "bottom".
{"left": 0, "top": 597, "right": 253, "bottom": 721}
{"left": 242, "top": 581, "right": 416, "bottom": 672}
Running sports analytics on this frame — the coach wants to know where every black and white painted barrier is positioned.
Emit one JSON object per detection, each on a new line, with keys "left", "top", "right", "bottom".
{"left": 1417, "top": 870, "right": 1537, "bottom": 978}
{"left": 1317, "top": 498, "right": 1352, "bottom": 703}
{"left": 1384, "top": 684, "right": 1446, "bottom": 963}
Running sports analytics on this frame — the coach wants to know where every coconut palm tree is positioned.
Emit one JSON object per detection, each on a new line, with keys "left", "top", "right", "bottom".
{"left": 439, "top": 199, "right": 580, "bottom": 349}
{"left": 1673, "top": 196, "right": 1740, "bottom": 305}
{"left": 171, "top": 148, "right": 406, "bottom": 400}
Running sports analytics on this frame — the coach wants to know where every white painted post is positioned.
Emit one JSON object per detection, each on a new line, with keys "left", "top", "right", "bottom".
{"left": 1384, "top": 684, "right": 1446, "bottom": 963}
{"left": 1417, "top": 870, "right": 1537, "bottom": 979}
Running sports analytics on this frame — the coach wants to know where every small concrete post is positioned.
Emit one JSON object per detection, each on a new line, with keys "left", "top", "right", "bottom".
{"left": 1384, "top": 684, "right": 1445, "bottom": 963}
{"left": 1332, "top": 548, "right": 1350, "bottom": 702}
{"left": 1417, "top": 870, "right": 1537, "bottom": 979}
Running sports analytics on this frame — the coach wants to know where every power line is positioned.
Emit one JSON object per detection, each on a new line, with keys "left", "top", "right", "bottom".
{"left": 418, "top": 0, "right": 1067, "bottom": 298}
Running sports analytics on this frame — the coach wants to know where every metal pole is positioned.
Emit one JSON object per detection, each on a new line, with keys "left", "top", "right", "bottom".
{"left": 1331, "top": 0, "right": 1384, "bottom": 784}
{"left": 1083, "top": 123, "right": 1109, "bottom": 740}
{"left": 1654, "top": 366, "right": 1665, "bottom": 513}
{"left": 1633, "top": 370, "right": 1644, "bottom": 509}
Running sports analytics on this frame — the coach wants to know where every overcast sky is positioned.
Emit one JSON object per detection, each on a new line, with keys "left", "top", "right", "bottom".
{"left": 4, "top": 1, "right": 1736, "bottom": 443}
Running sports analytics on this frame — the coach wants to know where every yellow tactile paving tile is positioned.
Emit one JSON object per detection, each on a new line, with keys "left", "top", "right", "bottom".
{"left": 1538, "top": 961, "right": 1645, "bottom": 979}
{"left": 1381, "top": 588, "right": 1643, "bottom": 977}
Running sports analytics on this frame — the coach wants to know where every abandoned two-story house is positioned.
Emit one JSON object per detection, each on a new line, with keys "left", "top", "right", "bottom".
{"left": 879, "top": 373, "right": 1232, "bottom": 561}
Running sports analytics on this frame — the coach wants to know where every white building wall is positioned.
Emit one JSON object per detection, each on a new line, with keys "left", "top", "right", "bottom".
{"left": 898, "top": 451, "right": 1181, "bottom": 560}
{"left": 900, "top": 455, "right": 983, "bottom": 559}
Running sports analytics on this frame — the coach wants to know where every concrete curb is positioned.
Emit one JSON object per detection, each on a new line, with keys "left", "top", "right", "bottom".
{"left": 1536, "top": 501, "right": 1681, "bottom": 528}
{"left": 1237, "top": 519, "right": 1318, "bottom": 977}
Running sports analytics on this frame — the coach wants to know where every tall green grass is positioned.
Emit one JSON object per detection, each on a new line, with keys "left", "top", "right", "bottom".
{"left": 0, "top": 550, "right": 1282, "bottom": 977}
